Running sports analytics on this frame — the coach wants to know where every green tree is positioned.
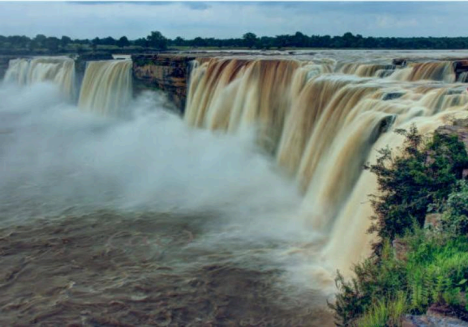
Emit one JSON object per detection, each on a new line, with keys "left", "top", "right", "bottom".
{"left": 30, "top": 34, "right": 47, "bottom": 49}
{"left": 91, "top": 37, "right": 100, "bottom": 52}
{"left": 134, "top": 37, "right": 148, "bottom": 48}
{"left": 242, "top": 32, "right": 258, "bottom": 48}
{"left": 146, "top": 31, "right": 167, "bottom": 50}
{"left": 342, "top": 32, "right": 356, "bottom": 47}
{"left": 367, "top": 126, "right": 468, "bottom": 252}
{"left": 292, "top": 31, "right": 308, "bottom": 47}
{"left": 174, "top": 36, "right": 185, "bottom": 46}
{"left": 100, "top": 36, "right": 116, "bottom": 46}
{"left": 60, "top": 36, "right": 72, "bottom": 48}
{"left": 116, "top": 36, "right": 130, "bottom": 48}
{"left": 34, "top": 34, "right": 47, "bottom": 44}
{"left": 43, "top": 37, "right": 60, "bottom": 52}
{"left": 192, "top": 37, "right": 206, "bottom": 47}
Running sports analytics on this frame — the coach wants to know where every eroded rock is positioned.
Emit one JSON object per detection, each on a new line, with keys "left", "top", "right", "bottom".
{"left": 402, "top": 304, "right": 468, "bottom": 327}
{"left": 436, "top": 119, "right": 468, "bottom": 152}
{"left": 424, "top": 213, "right": 443, "bottom": 231}
{"left": 132, "top": 54, "right": 196, "bottom": 113}
{"left": 392, "top": 238, "right": 409, "bottom": 261}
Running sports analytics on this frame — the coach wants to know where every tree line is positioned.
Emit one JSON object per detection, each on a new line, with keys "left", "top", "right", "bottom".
{"left": 2, "top": 31, "right": 468, "bottom": 54}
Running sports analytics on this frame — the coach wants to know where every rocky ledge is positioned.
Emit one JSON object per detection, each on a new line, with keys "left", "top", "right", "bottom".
{"left": 132, "top": 54, "right": 197, "bottom": 113}
{"left": 402, "top": 304, "right": 468, "bottom": 327}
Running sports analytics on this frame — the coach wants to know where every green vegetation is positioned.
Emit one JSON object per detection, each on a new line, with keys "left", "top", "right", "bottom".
{"left": 330, "top": 123, "right": 468, "bottom": 326}
{"left": 367, "top": 126, "right": 468, "bottom": 254}
{"left": 3, "top": 31, "right": 468, "bottom": 55}
{"left": 0, "top": 31, "right": 168, "bottom": 55}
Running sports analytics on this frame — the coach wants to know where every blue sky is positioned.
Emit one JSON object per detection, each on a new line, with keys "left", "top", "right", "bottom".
{"left": 0, "top": 1, "right": 466, "bottom": 39}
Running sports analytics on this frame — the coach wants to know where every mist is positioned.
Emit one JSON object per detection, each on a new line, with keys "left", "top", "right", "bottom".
{"left": 0, "top": 82, "right": 310, "bottom": 241}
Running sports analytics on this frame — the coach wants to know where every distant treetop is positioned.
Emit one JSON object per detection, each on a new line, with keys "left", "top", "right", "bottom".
{"left": 1, "top": 30, "right": 468, "bottom": 54}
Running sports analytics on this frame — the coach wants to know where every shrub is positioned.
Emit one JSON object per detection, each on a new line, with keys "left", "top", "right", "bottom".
{"left": 331, "top": 231, "right": 468, "bottom": 326}
{"left": 440, "top": 180, "right": 468, "bottom": 235}
{"left": 358, "top": 292, "right": 407, "bottom": 327}
{"left": 331, "top": 124, "right": 468, "bottom": 326}
{"left": 367, "top": 125, "right": 468, "bottom": 254}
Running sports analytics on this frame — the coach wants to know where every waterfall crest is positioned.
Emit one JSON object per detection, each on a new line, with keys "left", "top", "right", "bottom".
{"left": 184, "top": 57, "right": 468, "bottom": 277}
{"left": 4, "top": 57, "right": 76, "bottom": 99}
{"left": 78, "top": 60, "right": 132, "bottom": 116}
{"left": 2, "top": 53, "right": 467, "bottom": 278}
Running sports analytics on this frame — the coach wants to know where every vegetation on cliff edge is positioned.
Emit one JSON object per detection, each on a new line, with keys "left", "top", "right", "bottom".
{"left": 4, "top": 31, "right": 468, "bottom": 56}
{"left": 330, "top": 123, "right": 468, "bottom": 326}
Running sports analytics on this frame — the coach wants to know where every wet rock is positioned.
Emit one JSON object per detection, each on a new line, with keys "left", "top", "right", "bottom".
{"left": 454, "top": 60, "right": 468, "bottom": 80}
{"left": 463, "top": 169, "right": 468, "bottom": 179}
{"left": 383, "top": 92, "right": 404, "bottom": 101}
{"left": 392, "top": 238, "right": 409, "bottom": 261}
{"left": 401, "top": 314, "right": 468, "bottom": 327}
{"left": 401, "top": 304, "right": 468, "bottom": 327}
{"left": 132, "top": 54, "right": 196, "bottom": 113}
{"left": 424, "top": 213, "right": 442, "bottom": 231}
{"left": 393, "top": 58, "right": 407, "bottom": 67}
{"left": 436, "top": 119, "right": 468, "bottom": 152}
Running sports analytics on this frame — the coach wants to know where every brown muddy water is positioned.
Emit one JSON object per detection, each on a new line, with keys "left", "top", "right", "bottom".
{"left": 0, "top": 67, "right": 337, "bottom": 326}
{"left": 0, "top": 211, "right": 333, "bottom": 326}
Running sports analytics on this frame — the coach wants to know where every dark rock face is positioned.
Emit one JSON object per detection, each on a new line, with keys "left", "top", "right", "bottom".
{"left": 392, "top": 238, "right": 409, "bottom": 261}
{"left": 132, "top": 54, "right": 196, "bottom": 113}
{"left": 393, "top": 58, "right": 408, "bottom": 67}
{"left": 383, "top": 92, "right": 404, "bottom": 101}
{"left": 402, "top": 304, "right": 468, "bottom": 327}
{"left": 424, "top": 213, "right": 443, "bottom": 231}
{"left": 402, "top": 314, "right": 468, "bottom": 327}
{"left": 436, "top": 118, "right": 468, "bottom": 151}
{"left": 0, "top": 57, "right": 9, "bottom": 79}
{"left": 455, "top": 60, "right": 468, "bottom": 81}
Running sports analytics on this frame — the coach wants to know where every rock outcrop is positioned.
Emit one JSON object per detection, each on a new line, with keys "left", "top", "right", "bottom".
{"left": 436, "top": 118, "right": 468, "bottom": 149}
{"left": 392, "top": 238, "right": 409, "bottom": 261}
{"left": 436, "top": 118, "right": 468, "bottom": 179}
{"left": 424, "top": 213, "right": 443, "bottom": 231}
{"left": 402, "top": 304, "right": 468, "bottom": 327}
{"left": 132, "top": 54, "right": 196, "bottom": 113}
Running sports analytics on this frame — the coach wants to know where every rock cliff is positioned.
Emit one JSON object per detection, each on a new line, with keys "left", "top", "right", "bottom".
{"left": 132, "top": 54, "right": 196, "bottom": 113}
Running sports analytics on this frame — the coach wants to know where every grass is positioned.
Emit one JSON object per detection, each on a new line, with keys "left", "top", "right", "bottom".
{"left": 331, "top": 123, "right": 468, "bottom": 326}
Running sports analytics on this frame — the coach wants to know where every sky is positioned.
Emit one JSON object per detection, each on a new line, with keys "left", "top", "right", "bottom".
{"left": 0, "top": 1, "right": 466, "bottom": 40}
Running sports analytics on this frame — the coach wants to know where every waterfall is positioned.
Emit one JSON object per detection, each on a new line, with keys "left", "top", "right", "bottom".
{"left": 78, "top": 60, "right": 132, "bottom": 116}
{"left": 3, "top": 57, "right": 76, "bottom": 99}
{"left": 185, "top": 59, "right": 303, "bottom": 154}
{"left": 389, "top": 61, "right": 456, "bottom": 82}
{"left": 458, "top": 71, "right": 468, "bottom": 82}
{"left": 334, "top": 61, "right": 455, "bottom": 82}
{"left": 3, "top": 53, "right": 465, "bottom": 278}
{"left": 338, "top": 63, "right": 395, "bottom": 77}
{"left": 184, "top": 57, "right": 468, "bottom": 277}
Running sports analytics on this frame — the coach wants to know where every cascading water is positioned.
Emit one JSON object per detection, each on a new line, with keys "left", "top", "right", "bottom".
{"left": 458, "top": 71, "right": 468, "bottom": 82}
{"left": 185, "top": 58, "right": 302, "bottom": 154}
{"left": 4, "top": 57, "right": 132, "bottom": 116}
{"left": 2, "top": 51, "right": 468, "bottom": 325}
{"left": 78, "top": 60, "right": 133, "bottom": 116}
{"left": 389, "top": 61, "right": 456, "bottom": 82}
{"left": 338, "top": 63, "right": 395, "bottom": 77}
{"left": 184, "top": 56, "right": 468, "bottom": 278}
{"left": 3, "top": 57, "right": 76, "bottom": 99}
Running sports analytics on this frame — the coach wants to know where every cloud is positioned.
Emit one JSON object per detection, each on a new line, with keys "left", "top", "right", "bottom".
{"left": 0, "top": 1, "right": 465, "bottom": 39}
